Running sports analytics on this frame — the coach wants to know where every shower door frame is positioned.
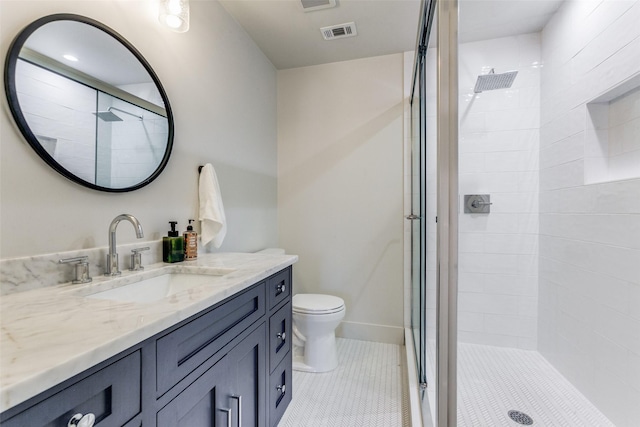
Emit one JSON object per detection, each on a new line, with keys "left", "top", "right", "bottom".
{"left": 410, "top": 0, "right": 459, "bottom": 426}
{"left": 409, "top": 0, "right": 435, "bottom": 406}
{"left": 435, "top": 0, "right": 459, "bottom": 426}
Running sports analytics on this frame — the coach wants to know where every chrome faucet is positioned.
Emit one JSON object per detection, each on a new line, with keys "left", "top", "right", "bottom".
{"left": 105, "top": 214, "right": 144, "bottom": 276}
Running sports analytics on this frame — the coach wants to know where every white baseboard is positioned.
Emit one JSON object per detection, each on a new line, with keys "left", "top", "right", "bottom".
{"left": 336, "top": 321, "right": 404, "bottom": 344}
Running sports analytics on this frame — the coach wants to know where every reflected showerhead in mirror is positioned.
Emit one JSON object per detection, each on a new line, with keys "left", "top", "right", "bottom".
{"left": 94, "top": 110, "right": 123, "bottom": 122}
{"left": 474, "top": 68, "right": 518, "bottom": 93}
{"left": 94, "top": 107, "right": 143, "bottom": 122}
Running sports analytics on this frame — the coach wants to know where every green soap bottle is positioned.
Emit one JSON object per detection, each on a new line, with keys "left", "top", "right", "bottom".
{"left": 163, "top": 221, "right": 185, "bottom": 263}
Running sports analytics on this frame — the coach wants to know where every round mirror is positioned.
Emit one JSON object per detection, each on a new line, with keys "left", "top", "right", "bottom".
{"left": 4, "top": 14, "right": 174, "bottom": 192}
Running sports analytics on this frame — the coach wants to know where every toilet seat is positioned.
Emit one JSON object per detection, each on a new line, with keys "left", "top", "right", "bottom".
{"left": 293, "top": 294, "right": 345, "bottom": 315}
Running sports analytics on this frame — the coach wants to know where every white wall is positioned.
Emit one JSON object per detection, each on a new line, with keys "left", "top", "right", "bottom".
{"left": 278, "top": 54, "right": 405, "bottom": 344}
{"left": 458, "top": 34, "right": 541, "bottom": 349}
{"left": 539, "top": 1, "right": 640, "bottom": 425}
{"left": 0, "top": 0, "right": 278, "bottom": 259}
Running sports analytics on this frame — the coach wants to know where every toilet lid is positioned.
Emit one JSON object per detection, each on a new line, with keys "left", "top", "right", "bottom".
{"left": 293, "top": 294, "right": 345, "bottom": 315}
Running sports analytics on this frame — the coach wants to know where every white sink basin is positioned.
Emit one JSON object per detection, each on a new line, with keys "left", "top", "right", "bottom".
{"left": 88, "top": 270, "right": 234, "bottom": 304}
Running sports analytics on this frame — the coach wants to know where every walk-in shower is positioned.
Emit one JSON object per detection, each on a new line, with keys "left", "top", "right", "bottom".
{"left": 408, "top": 0, "right": 639, "bottom": 426}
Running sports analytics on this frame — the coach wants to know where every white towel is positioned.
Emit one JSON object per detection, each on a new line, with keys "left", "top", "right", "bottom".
{"left": 199, "top": 163, "right": 227, "bottom": 248}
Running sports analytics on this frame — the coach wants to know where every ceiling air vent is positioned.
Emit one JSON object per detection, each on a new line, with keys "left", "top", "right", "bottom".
{"left": 320, "top": 22, "right": 357, "bottom": 40}
{"left": 301, "top": 0, "right": 336, "bottom": 12}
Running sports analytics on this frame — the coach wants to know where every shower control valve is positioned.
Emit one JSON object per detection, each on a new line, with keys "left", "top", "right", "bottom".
{"left": 464, "top": 194, "right": 492, "bottom": 214}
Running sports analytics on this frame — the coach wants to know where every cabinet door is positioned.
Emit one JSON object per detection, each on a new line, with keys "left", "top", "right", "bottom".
{"left": 226, "top": 323, "right": 267, "bottom": 427}
{"left": 157, "top": 355, "right": 233, "bottom": 427}
{"left": 268, "top": 352, "right": 292, "bottom": 427}
{"left": 269, "top": 302, "right": 291, "bottom": 373}
{"left": 157, "top": 324, "right": 267, "bottom": 427}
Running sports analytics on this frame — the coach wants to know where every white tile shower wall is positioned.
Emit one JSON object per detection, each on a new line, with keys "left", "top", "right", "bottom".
{"left": 606, "top": 86, "right": 640, "bottom": 180}
{"left": 458, "top": 34, "right": 540, "bottom": 350}
{"left": 108, "top": 98, "right": 168, "bottom": 188}
{"left": 15, "top": 60, "right": 96, "bottom": 183}
{"left": 540, "top": 1, "right": 640, "bottom": 426}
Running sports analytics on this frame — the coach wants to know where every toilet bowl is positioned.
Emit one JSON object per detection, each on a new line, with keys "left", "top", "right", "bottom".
{"left": 292, "top": 293, "right": 345, "bottom": 373}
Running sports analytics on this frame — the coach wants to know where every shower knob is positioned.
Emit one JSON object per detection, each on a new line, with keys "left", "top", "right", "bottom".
{"left": 464, "top": 194, "right": 492, "bottom": 214}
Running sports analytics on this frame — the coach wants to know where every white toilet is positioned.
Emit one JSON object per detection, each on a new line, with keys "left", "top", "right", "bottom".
{"left": 292, "top": 293, "right": 346, "bottom": 373}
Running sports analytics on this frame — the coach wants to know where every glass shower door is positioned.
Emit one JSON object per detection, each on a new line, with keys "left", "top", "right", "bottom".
{"left": 409, "top": 50, "right": 426, "bottom": 388}
{"left": 410, "top": 1, "right": 441, "bottom": 425}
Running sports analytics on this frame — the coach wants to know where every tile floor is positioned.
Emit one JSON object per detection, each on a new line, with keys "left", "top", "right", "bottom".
{"left": 279, "top": 338, "right": 615, "bottom": 427}
{"left": 278, "top": 338, "right": 410, "bottom": 427}
{"left": 422, "top": 342, "right": 616, "bottom": 427}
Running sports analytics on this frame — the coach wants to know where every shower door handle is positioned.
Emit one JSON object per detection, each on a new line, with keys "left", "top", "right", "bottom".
{"left": 405, "top": 214, "right": 421, "bottom": 220}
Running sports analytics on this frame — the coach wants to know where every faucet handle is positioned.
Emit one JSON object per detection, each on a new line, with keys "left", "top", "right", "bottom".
{"left": 130, "top": 247, "right": 150, "bottom": 271}
{"left": 59, "top": 256, "right": 92, "bottom": 284}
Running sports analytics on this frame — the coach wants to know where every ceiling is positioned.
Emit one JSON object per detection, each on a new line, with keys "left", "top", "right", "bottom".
{"left": 24, "top": 20, "right": 153, "bottom": 86}
{"left": 219, "top": 0, "right": 565, "bottom": 70}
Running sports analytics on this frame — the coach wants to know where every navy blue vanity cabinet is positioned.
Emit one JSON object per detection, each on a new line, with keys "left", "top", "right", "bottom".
{"left": 155, "top": 283, "right": 266, "bottom": 397}
{"left": 158, "top": 322, "right": 268, "bottom": 427}
{"left": 269, "top": 351, "right": 292, "bottom": 427}
{"left": 267, "top": 268, "right": 291, "bottom": 310}
{"left": 0, "top": 351, "right": 142, "bottom": 427}
{"left": 224, "top": 321, "right": 268, "bottom": 427}
{"left": 0, "top": 266, "right": 293, "bottom": 427}
{"left": 266, "top": 267, "right": 293, "bottom": 427}
{"left": 157, "top": 351, "right": 233, "bottom": 426}
{"left": 269, "top": 301, "right": 292, "bottom": 373}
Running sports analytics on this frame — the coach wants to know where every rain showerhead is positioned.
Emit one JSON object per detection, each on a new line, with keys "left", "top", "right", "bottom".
{"left": 474, "top": 68, "right": 518, "bottom": 93}
{"left": 94, "top": 107, "right": 143, "bottom": 122}
{"left": 94, "top": 111, "right": 123, "bottom": 122}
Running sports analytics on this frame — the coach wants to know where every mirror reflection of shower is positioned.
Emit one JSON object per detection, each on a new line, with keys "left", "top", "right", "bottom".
{"left": 94, "top": 107, "right": 143, "bottom": 122}
{"left": 13, "top": 57, "right": 169, "bottom": 189}
{"left": 95, "top": 92, "right": 168, "bottom": 188}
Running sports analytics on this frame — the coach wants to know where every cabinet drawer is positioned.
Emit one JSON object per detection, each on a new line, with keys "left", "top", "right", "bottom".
{"left": 1, "top": 351, "right": 141, "bottom": 427}
{"left": 156, "top": 283, "right": 265, "bottom": 395}
{"left": 267, "top": 267, "right": 291, "bottom": 310}
{"left": 268, "top": 352, "right": 292, "bottom": 427}
{"left": 269, "top": 301, "right": 291, "bottom": 373}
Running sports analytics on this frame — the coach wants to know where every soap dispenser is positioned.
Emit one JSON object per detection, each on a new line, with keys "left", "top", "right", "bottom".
{"left": 163, "top": 221, "right": 185, "bottom": 263}
{"left": 183, "top": 219, "right": 198, "bottom": 260}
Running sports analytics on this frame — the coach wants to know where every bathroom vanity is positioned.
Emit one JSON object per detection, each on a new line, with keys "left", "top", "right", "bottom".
{"left": 0, "top": 253, "right": 295, "bottom": 427}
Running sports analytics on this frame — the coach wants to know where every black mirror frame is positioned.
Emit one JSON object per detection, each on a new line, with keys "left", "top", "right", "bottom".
{"left": 4, "top": 13, "right": 175, "bottom": 193}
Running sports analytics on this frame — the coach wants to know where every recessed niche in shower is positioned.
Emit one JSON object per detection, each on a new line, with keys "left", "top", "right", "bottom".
{"left": 585, "top": 74, "right": 640, "bottom": 184}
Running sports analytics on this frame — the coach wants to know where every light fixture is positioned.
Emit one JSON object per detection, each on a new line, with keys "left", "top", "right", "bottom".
{"left": 159, "top": 0, "right": 190, "bottom": 33}
{"left": 63, "top": 54, "right": 78, "bottom": 62}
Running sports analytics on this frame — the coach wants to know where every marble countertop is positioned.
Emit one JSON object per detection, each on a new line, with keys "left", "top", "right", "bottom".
{"left": 0, "top": 252, "right": 298, "bottom": 412}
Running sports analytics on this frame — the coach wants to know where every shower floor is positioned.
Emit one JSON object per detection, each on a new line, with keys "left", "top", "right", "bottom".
{"left": 278, "top": 338, "right": 410, "bottom": 427}
{"left": 425, "top": 342, "right": 616, "bottom": 426}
